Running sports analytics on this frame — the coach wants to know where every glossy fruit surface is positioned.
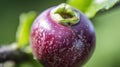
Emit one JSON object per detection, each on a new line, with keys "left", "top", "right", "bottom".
{"left": 30, "top": 3, "right": 95, "bottom": 67}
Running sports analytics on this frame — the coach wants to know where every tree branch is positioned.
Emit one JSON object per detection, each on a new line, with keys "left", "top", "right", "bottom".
{"left": 0, "top": 43, "right": 29, "bottom": 63}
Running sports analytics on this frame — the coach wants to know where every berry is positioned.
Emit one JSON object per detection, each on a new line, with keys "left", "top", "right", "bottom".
{"left": 30, "top": 3, "right": 96, "bottom": 67}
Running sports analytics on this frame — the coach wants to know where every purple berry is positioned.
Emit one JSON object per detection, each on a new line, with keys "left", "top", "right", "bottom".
{"left": 30, "top": 3, "right": 96, "bottom": 67}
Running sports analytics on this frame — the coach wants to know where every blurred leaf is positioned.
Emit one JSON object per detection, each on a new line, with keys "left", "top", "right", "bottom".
{"left": 67, "top": 0, "right": 119, "bottom": 18}
{"left": 67, "top": 0, "right": 92, "bottom": 13}
{"left": 23, "top": 45, "right": 32, "bottom": 54}
{"left": 16, "top": 11, "right": 37, "bottom": 48}
{"left": 19, "top": 62, "right": 33, "bottom": 67}
{"left": 85, "top": 7, "right": 120, "bottom": 67}
{"left": 19, "top": 60, "right": 43, "bottom": 67}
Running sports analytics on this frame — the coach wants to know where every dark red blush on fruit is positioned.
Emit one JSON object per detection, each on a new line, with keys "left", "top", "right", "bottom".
{"left": 30, "top": 3, "right": 96, "bottom": 67}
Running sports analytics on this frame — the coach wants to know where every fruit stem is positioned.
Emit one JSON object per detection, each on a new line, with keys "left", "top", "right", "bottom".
{"left": 50, "top": 3, "right": 80, "bottom": 26}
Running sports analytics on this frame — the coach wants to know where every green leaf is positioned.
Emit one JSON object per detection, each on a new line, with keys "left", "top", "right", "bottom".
{"left": 67, "top": 0, "right": 92, "bottom": 13}
{"left": 16, "top": 11, "right": 37, "bottom": 48}
{"left": 67, "top": 0, "right": 119, "bottom": 18}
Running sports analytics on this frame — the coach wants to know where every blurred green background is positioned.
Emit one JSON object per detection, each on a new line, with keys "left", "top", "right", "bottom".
{"left": 0, "top": 0, "right": 120, "bottom": 67}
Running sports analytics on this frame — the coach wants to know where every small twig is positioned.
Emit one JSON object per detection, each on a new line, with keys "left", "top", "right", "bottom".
{"left": 0, "top": 43, "right": 29, "bottom": 63}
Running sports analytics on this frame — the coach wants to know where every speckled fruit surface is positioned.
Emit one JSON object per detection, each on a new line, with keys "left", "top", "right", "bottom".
{"left": 30, "top": 6, "right": 95, "bottom": 67}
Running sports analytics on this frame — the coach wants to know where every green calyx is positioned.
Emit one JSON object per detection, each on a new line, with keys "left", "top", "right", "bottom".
{"left": 50, "top": 3, "right": 80, "bottom": 26}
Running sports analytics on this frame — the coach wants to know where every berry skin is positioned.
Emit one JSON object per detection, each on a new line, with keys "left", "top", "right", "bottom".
{"left": 30, "top": 3, "right": 95, "bottom": 67}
